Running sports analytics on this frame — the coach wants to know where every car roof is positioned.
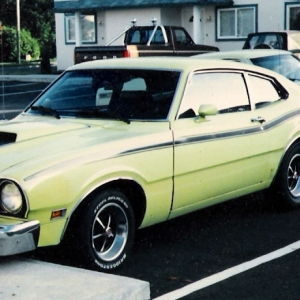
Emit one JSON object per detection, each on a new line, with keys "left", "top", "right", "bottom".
{"left": 67, "top": 56, "right": 282, "bottom": 76}
{"left": 247, "top": 30, "right": 300, "bottom": 35}
{"left": 195, "top": 49, "right": 292, "bottom": 60}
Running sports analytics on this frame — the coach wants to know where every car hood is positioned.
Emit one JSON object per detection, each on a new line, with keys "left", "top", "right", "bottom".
{"left": 0, "top": 116, "right": 171, "bottom": 178}
{"left": 0, "top": 118, "right": 90, "bottom": 144}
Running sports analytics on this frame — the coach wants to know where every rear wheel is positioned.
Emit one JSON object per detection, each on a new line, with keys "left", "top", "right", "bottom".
{"left": 272, "top": 142, "right": 300, "bottom": 208}
{"left": 77, "top": 189, "right": 135, "bottom": 271}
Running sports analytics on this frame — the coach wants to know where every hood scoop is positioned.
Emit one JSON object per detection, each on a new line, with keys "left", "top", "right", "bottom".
{"left": 0, "top": 132, "right": 17, "bottom": 146}
{"left": 0, "top": 119, "right": 91, "bottom": 147}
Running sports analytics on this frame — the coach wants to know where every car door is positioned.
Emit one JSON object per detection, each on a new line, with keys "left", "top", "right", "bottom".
{"left": 171, "top": 69, "right": 285, "bottom": 216}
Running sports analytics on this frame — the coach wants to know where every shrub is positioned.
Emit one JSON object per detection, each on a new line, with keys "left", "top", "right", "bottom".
{"left": 0, "top": 26, "right": 40, "bottom": 62}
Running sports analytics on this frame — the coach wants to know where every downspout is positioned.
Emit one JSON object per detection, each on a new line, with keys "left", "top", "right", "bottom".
{"left": 193, "top": 6, "right": 201, "bottom": 44}
{"left": 75, "top": 12, "right": 82, "bottom": 46}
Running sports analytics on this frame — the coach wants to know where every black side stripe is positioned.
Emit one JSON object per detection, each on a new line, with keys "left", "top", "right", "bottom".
{"left": 120, "top": 141, "right": 173, "bottom": 155}
{"left": 119, "top": 108, "right": 300, "bottom": 154}
{"left": 175, "top": 108, "right": 300, "bottom": 146}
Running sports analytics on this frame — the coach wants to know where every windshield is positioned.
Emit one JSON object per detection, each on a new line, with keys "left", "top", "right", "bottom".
{"left": 250, "top": 54, "right": 300, "bottom": 81}
{"left": 28, "top": 69, "right": 180, "bottom": 121}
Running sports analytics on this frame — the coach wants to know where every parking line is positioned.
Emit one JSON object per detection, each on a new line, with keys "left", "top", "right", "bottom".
{"left": 153, "top": 240, "right": 300, "bottom": 300}
{"left": 0, "top": 89, "right": 43, "bottom": 96}
{"left": 1, "top": 109, "right": 22, "bottom": 113}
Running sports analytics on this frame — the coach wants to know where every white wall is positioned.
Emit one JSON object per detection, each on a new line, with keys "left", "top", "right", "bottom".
{"left": 217, "top": 0, "right": 288, "bottom": 51}
{"left": 55, "top": 8, "right": 162, "bottom": 70}
{"left": 104, "top": 8, "right": 161, "bottom": 46}
{"left": 55, "top": 0, "right": 297, "bottom": 70}
{"left": 55, "top": 13, "right": 76, "bottom": 71}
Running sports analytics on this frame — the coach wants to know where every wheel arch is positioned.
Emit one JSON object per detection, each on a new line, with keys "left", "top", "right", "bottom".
{"left": 280, "top": 136, "right": 300, "bottom": 166}
{"left": 66, "top": 179, "right": 147, "bottom": 235}
{"left": 270, "top": 136, "right": 300, "bottom": 187}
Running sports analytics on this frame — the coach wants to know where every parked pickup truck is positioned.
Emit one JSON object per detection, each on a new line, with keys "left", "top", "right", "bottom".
{"left": 74, "top": 20, "right": 219, "bottom": 64}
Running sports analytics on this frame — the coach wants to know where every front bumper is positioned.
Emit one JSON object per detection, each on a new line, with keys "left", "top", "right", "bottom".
{"left": 0, "top": 220, "right": 40, "bottom": 256}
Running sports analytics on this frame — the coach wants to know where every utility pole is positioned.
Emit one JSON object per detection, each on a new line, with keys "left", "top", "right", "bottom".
{"left": 16, "top": 0, "right": 20, "bottom": 64}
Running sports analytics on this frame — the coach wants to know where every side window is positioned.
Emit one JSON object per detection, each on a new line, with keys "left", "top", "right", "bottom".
{"left": 179, "top": 72, "right": 250, "bottom": 118}
{"left": 122, "top": 78, "right": 147, "bottom": 91}
{"left": 174, "top": 29, "right": 192, "bottom": 45}
{"left": 248, "top": 75, "right": 281, "bottom": 109}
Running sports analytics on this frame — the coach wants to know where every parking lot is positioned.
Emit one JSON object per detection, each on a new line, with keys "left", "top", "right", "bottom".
{"left": 2, "top": 79, "right": 300, "bottom": 299}
{"left": 0, "top": 80, "right": 50, "bottom": 120}
{"left": 24, "top": 193, "right": 300, "bottom": 299}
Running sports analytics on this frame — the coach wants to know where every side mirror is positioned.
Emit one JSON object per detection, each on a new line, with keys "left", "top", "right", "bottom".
{"left": 198, "top": 104, "right": 218, "bottom": 118}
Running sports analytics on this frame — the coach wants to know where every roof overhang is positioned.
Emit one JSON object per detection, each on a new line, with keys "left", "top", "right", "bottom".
{"left": 53, "top": 0, "right": 234, "bottom": 13}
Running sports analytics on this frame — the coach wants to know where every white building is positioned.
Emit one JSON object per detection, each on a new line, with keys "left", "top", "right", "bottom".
{"left": 53, "top": 0, "right": 300, "bottom": 71}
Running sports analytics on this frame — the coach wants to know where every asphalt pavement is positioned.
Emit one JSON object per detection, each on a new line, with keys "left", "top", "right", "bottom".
{"left": 0, "top": 71, "right": 151, "bottom": 300}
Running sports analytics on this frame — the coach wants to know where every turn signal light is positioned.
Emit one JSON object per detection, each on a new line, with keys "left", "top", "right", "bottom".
{"left": 51, "top": 209, "right": 66, "bottom": 220}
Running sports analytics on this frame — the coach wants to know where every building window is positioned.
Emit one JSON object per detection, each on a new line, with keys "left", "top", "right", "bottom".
{"left": 217, "top": 5, "right": 257, "bottom": 40}
{"left": 285, "top": 3, "right": 300, "bottom": 30}
{"left": 65, "top": 13, "right": 97, "bottom": 44}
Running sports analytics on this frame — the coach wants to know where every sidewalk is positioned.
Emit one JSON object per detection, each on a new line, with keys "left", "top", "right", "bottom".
{"left": 0, "top": 71, "right": 151, "bottom": 300}
{"left": 0, "top": 257, "right": 150, "bottom": 300}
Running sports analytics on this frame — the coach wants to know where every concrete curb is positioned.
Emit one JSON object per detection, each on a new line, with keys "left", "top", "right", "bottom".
{"left": 0, "top": 74, "right": 58, "bottom": 83}
{"left": 0, "top": 257, "right": 151, "bottom": 300}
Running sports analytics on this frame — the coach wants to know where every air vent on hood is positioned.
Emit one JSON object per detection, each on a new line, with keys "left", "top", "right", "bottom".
{"left": 0, "top": 132, "right": 17, "bottom": 146}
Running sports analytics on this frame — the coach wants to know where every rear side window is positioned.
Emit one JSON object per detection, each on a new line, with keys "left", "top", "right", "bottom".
{"left": 248, "top": 75, "right": 282, "bottom": 109}
{"left": 173, "top": 29, "right": 193, "bottom": 45}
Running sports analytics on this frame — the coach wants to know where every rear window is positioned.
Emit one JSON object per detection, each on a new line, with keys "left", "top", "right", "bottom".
{"left": 126, "top": 27, "right": 166, "bottom": 45}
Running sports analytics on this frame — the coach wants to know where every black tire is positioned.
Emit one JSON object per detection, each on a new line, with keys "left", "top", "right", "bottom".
{"left": 78, "top": 189, "right": 135, "bottom": 271}
{"left": 272, "top": 142, "right": 300, "bottom": 208}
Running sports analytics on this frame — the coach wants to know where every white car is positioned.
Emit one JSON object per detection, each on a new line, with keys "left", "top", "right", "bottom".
{"left": 195, "top": 49, "right": 300, "bottom": 83}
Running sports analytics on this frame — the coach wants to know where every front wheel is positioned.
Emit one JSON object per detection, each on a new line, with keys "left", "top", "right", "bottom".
{"left": 78, "top": 189, "right": 135, "bottom": 271}
{"left": 272, "top": 142, "right": 300, "bottom": 208}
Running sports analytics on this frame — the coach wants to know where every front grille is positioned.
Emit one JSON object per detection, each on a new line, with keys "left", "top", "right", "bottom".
{"left": 0, "top": 132, "right": 17, "bottom": 146}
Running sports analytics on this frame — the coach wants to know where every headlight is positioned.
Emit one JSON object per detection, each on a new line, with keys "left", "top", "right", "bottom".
{"left": 0, "top": 181, "right": 23, "bottom": 214}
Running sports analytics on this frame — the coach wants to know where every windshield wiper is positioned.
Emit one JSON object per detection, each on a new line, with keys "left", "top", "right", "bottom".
{"left": 75, "top": 108, "right": 131, "bottom": 124}
{"left": 30, "top": 105, "right": 61, "bottom": 119}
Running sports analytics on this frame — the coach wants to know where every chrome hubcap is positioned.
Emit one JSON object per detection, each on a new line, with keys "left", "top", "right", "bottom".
{"left": 288, "top": 154, "right": 300, "bottom": 197}
{"left": 92, "top": 203, "right": 128, "bottom": 262}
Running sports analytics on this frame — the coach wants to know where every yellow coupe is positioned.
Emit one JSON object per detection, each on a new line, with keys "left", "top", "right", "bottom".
{"left": 1, "top": 57, "right": 300, "bottom": 271}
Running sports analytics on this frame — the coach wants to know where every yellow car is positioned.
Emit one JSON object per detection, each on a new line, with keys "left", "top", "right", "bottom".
{"left": 1, "top": 57, "right": 300, "bottom": 271}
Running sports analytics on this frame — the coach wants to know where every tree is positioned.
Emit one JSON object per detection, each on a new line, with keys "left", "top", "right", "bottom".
{"left": 0, "top": 0, "right": 55, "bottom": 58}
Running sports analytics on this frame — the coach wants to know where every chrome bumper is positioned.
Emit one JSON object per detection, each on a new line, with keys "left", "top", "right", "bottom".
{"left": 0, "top": 220, "right": 40, "bottom": 256}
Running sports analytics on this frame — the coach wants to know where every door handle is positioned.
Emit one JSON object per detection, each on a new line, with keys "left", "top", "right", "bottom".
{"left": 251, "top": 116, "right": 266, "bottom": 124}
